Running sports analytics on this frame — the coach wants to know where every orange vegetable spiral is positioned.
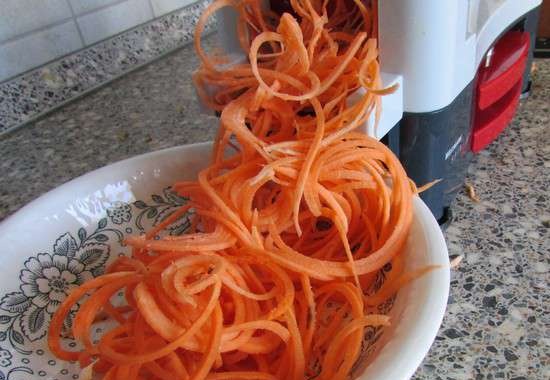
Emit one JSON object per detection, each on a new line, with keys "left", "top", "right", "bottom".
{"left": 48, "top": 1, "right": 419, "bottom": 379}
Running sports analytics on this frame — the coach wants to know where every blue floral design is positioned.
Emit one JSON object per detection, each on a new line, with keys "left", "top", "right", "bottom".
{"left": 133, "top": 187, "right": 189, "bottom": 234}
{"left": 0, "top": 367, "right": 32, "bottom": 379}
{"left": 0, "top": 185, "right": 392, "bottom": 378}
{"left": 0, "top": 230, "right": 110, "bottom": 348}
{"left": 107, "top": 202, "right": 132, "bottom": 224}
{"left": 0, "top": 187, "right": 197, "bottom": 377}
{"left": 0, "top": 349, "right": 11, "bottom": 367}
{"left": 20, "top": 253, "right": 93, "bottom": 314}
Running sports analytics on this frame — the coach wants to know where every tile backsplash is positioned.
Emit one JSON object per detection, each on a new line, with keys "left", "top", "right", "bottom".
{"left": 150, "top": 0, "right": 196, "bottom": 16}
{"left": 0, "top": 21, "right": 83, "bottom": 81}
{"left": 0, "top": 0, "right": 199, "bottom": 83}
{"left": 0, "top": 0, "right": 213, "bottom": 135}
{"left": 75, "top": 0, "right": 153, "bottom": 45}
{"left": 69, "top": 0, "right": 127, "bottom": 15}
{"left": 0, "top": 1, "right": 73, "bottom": 42}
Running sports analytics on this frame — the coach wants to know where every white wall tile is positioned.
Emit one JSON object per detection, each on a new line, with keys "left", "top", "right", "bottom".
{"left": 69, "top": 0, "right": 123, "bottom": 16}
{"left": 150, "top": 0, "right": 195, "bottom": 17}
{"left": 0, "top": 0, "right": 72, "bottom": 43}
{"left": 0, "top": 21, "right": 83, "bottom": 82}
{"left": 76, "top": 0, "right": 153, "bottom": 45}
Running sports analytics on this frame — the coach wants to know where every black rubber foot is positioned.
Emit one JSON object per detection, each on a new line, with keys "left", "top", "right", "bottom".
{"left": 534, "top": 37, "right": 550, "bottom": 58}
{"left": 438, "top": 207, "right": 453, "bottom": 230}
{"left": 520, "top": 80, "right": 532, "bottom": 99}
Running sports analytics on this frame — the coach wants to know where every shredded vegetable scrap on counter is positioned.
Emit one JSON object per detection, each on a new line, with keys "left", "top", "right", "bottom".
{"left": 465, "top": 182, "right": 481, "bottom": 203}
{"left": 48, "top": 1, "right": 435, "bottom": 379}
{"left": 449, "top": 255, "right": 464, "bottom": 269}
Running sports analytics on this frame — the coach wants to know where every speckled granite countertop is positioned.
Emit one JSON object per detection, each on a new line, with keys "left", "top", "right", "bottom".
{"left": 0, "top": 38, "right": 548, "bottom": 379}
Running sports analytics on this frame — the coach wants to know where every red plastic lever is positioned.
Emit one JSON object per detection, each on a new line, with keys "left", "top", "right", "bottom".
{"left": 471, "top": 31, "right": 530, "bottom": 153}
{"left": 472, "top": 82, "right": 522, "bottom": 153}
{"left": 476, "top": 31, "right": 530, "bottom": 110}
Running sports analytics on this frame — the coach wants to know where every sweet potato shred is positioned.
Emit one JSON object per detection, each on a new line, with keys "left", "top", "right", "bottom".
{"left": 48, "top": 1, "right": 423, "bottom": 379}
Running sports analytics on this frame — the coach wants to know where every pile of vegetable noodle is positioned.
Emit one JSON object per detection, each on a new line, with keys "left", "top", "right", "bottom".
{"left": 48, "top": 1, "right": 430, "bottom": 379}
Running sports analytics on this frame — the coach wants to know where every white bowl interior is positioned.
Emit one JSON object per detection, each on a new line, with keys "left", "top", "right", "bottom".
{"left": 0, "top": 142, "right": 449, "bottom": 380}
{"left": 357, "top": 196, "right": 450, "bottom": 379}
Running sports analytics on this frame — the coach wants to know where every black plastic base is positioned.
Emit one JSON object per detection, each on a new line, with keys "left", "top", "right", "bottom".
{"left": 438, "top": 207, "right": 453, "bottom": 230}
{"left": 380, "top": 121, "right": 400, "bottom": 157}
{"left": 392, "top": 6, "right": 541, "bottom": 222}
{"left": 398, "top": 82, "right": 474, "bottom": 221}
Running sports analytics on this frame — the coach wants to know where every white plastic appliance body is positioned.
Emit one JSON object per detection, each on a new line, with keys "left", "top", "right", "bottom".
{"left": 206, "top": 0, "right": 541, "bottom": 139}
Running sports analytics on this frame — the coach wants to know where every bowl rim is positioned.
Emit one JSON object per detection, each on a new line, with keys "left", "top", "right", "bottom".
{"left": 0, "top": 142, "right": 449, "bottom": 380}
{"left": 1, "top": 142, "right": 212, "bottom": 229}
{"left": 357, "top": 196, "right": 450, "bottom": 379}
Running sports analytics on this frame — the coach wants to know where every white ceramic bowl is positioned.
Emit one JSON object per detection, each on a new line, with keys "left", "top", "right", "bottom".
{"left": 0, "top": 142, "right": 449, "bottom": 380}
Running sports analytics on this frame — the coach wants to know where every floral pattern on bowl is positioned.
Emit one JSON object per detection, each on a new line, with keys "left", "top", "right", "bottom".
{"left": 0, "top": 185, "right": 394, "bottom": 380}
{"left": 0, "top": 187, "right": 188, "bottom": 379}
{"left": 0, "top": 142, "right": 449, "bottom": 380}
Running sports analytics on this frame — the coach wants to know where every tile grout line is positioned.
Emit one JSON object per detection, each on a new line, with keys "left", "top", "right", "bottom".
{"left": 146, "top": 0, "right": 157, "bottom": 18}
{"left": 65, "top": 0, "right": 86, "bottom": 47}
{"left": 0, "top": 0, "right": 215, "bottom": 137}
{"left": 0, "top": 16, "right": 75, "bottom": 46}
{"left": 0, "top": 0, "right": 130, "bottom": 47}
{"left": 0, "top": 0, "right": 173, "bottom": 85}
{"left": 71, "top": 0, "right": 129, "bottom": 19}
